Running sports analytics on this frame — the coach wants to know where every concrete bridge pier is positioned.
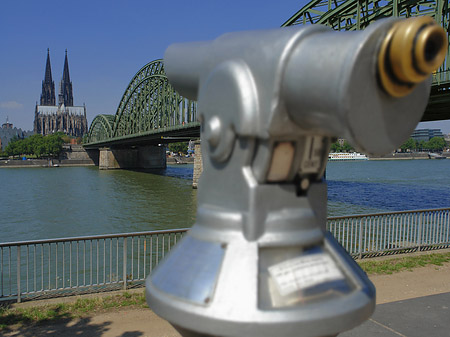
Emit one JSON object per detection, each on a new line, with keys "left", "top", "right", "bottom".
{"left": 99, "top": 145, "right": 166, "bottom": 170}
{"left": 192, "top": 140, "right": 203, "bottom": 188}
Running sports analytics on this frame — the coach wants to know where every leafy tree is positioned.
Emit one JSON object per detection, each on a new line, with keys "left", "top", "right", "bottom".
{"left": 45, "top": 134, "right": 64, "bottom": 156}
{"left": 61, "top": 134, "right": 72, "bottom": 144}
{"left": 34, "top": 139, "right": 46, "bottom": 158}
{"left": 330, "top": 140, "right": 354, "bottom": 153}
{"left": 4, "top": 133, "right": 64, "bottom": 158}
{"left": 399, "top": 138, "right": 416, "bottom": 152}
{"left": 330, "top": 142, "right": 341, "bottom": 152}
{"left": 5, "top": 137, "right": 22, "bottom": 157}
{"left": 168, "top": 142, "right": 188, "bottom": 154}
{"left": 416, "top": 140, "right": 426, "bottom": 152}
{"left": 341, "top": 141, "right": 354, "bottom": 152}
{"left": 426, "top": 137, "right": 446, "bottom": 152}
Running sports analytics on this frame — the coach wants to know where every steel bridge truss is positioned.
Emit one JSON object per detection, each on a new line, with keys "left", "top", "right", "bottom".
{"left": 282, "top": 0, "right": 450, "bottom": 121}
{"left": 86, "top": 60, "right": 198, "bottom": 145}
{"left": 87, "top": 0, "right": 449, "bottom": 146}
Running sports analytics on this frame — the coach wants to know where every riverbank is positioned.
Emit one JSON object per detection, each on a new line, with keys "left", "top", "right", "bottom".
{"left": 0, "top": 159, "right": 95, "bottom": 168}
{"left": 369, "top": 152, "right": 450, "bottom": 160}
{"left": 0, "top": 144, "right": 96, "bottom": 168}
{"left": 2, "top": 151, "right": 446, "bottom": 168}
{"left": 2, "top": 250, "right": 450, "bottom": 336}
{"left": 166, "top": 156, "right": 194, "bottom": 164}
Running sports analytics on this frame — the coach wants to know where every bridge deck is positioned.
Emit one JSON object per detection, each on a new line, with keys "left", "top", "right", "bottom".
{"left": 84, "top": 122, "right": 200, "bottom": 149}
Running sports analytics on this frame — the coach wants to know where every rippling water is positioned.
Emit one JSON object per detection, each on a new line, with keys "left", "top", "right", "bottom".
{"left": 0, "top": 160, "right": 449, "bottom": 242}
{"left": 0, "top": 165, "right": 197, "bottom": 242}
{"left": 326, "top": 159, "right": 450, "bottom": 216}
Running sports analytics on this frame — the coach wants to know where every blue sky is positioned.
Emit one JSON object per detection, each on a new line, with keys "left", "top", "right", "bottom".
{"left": 1, "top": 0, "right": 449, "bottom": 134}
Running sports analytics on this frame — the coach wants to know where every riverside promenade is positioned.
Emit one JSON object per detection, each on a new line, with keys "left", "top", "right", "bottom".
{"left": 3, "top": 252, "right": 450, "bottom": 337}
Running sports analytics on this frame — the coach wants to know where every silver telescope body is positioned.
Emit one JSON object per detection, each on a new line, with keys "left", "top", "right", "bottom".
{"left": 146, "top": 17, "right": 447, "bottom": 337}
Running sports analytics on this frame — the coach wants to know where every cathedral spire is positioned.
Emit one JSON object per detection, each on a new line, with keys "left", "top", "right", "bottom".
{"left": 59, "top": 49, "right": 74, "bottom": 106}
{"left": 62, "top": 49, "right": 71, "bottom": 83}
{"left": 44, "top": 48, "right": 53, "bottom": 83}
{"left": 40, "top": 48, "right": 56, "bottom": 106}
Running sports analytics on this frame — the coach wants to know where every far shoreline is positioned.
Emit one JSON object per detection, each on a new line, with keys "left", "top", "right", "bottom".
{"left": 1, "top": 152, "right": 448, "bottom": 168}
{"left": 0, "top": 158, "right": 95, "bottom": 168}
{"left": 369, "top": 152, "right": 449, "bottom": 160}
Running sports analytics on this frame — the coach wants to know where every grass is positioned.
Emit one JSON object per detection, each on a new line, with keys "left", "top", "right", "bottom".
{"left": 0, "top": 291, "right": 146, "bottom": 330}
{"left": 358, "top": 252, "right": 450, "bottom": 275}
{"left": 1, "top": 252, "right": 450, "bottom": 330}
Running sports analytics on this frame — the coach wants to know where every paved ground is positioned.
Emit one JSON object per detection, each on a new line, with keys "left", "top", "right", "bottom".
{"left": 3, "top": 261, "right": 450, "bottom": 337}
{"left": 341, "top": 292, "right": 450, "bottom": 337}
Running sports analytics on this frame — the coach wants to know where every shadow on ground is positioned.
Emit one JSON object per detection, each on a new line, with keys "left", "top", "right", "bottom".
{"left": 0, "top": 307, "right": 143, "bottom": 337}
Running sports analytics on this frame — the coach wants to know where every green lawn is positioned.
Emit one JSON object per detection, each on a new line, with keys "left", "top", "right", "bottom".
{"left": 1, "top": 252, "right": 449, "bottom": 330}
{"left": 0, "top": 291, "right": 146, "bottom": 330}
{"left": 358, "top": 252, "right": 450, "bottom": 275}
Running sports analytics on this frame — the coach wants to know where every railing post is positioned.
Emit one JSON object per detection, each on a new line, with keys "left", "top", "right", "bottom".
{"left": 17, "top": 247, "right": 21, "bottom": 303}
{"left": 123, "top": 238, "right": 127, "bottom": 290}
{"left": 358, "top": 218, "right": 363, "bottom": 259}
{"left": 418, "top": 212, "right": 423, "bottom": 251}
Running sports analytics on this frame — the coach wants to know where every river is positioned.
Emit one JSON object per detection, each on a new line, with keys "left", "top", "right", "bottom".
{"left": 1, "top": 160, "right": 449, "bottom": 243}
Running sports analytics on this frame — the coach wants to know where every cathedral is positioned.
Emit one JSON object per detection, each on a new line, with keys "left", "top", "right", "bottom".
{"left": 34, "top": 49, "right": 88, "bottom": 137}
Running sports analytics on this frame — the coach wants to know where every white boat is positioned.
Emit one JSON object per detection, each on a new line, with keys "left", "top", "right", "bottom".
{"left": 328, "top": 152, "right": 368, "bottom": 161}
{"left": 428, "top": 153, "right": 446, "bottom": 159}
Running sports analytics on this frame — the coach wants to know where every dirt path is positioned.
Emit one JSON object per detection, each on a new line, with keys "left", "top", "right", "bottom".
{"left": 3, "top": 262, "right": 450, "bottom": 337}
{"left": 371, "top": 262, "right": 450, "bottom": 304}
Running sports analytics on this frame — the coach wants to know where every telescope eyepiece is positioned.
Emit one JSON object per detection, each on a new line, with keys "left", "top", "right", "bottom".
{"left": 378, "top": 16, "right": 447, "bottom": 97}
{"left": 417, "top": 25, "right": 446, "bottom": 71}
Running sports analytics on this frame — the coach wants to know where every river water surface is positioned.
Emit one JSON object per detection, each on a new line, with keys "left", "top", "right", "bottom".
{"left": 327, "top": 159, "right": 450, "bottom": 215}
{"left": 1, "top": 160, "right": 449, "bottom": 242}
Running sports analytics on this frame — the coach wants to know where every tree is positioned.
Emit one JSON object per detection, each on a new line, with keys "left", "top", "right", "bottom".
{"left": 5, "top": 136, "right": 22, "bottom": 157}
{"left": 45, "top": 134, "right": 64, "bottom": 156}
{"left": 4, "top": 133, "right": 64, "bottom": 158}
{"left": 330, "top": 142, "right": 341, "bottom": 152}
{"left": 34, "top": 137, "right": 46, "bottom": 158}
{"left": 341, "top": 141, "right": 354, "bottom": 153}
{"left": 416, "top": 140, "right": 426, "bottom": 152}
{"left": 426, "top": 137, "right": 446, "bottom": 152}
{"left": 168, "top": 142, "right": 188, "bottom": 154}
{"left": 330, "top": 140, "right": 354, "bottom": 153}
{"left": 399, "top": 138, "right": 415, "bottom": 152}
{"left": 61, "top": 134, "right": 72, "bottom": 144}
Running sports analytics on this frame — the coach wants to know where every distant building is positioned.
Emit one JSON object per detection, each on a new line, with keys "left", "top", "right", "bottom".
{"left": 34, "top": 49, "right": 88, "bottom": 137}
{"left": 337, "top": 138, "right": 345, "bottom": 147}
{"left": 2, "top": 118, "right": 13, "bottom": 129}
{"left": 0, "top": 119, "right": 33, "bottom": 150}
{"left": 411, "top": 129, "right": 444, "bottom": 142}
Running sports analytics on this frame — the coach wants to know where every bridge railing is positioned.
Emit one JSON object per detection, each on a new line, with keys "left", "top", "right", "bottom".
{"left": 433, "top": 69, "right": 450, "bottom": 87}
{"left": 1, "top": 207, "right": 449, "bottom": 302}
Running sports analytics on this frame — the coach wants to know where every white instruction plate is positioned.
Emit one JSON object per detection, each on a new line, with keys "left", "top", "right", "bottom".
{"left": 268, "top": 253, "right": 345, "bottom": 297}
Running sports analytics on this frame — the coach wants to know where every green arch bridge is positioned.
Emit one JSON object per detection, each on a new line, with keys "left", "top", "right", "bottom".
{"left": 84, "top": 0, "right": 449, "bottom": 169}
{"left": 85, "top": 59, "right": 199, "bottom": 148}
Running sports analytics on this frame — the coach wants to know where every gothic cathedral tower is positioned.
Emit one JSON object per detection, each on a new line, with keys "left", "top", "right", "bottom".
{"left": 34, "top": 49, "right": 88, "bottom": 137}
{"left": 58, "top": 50, "right": 74, "bottom": 106}
{"left": 40, "top": 49, "right": 56, "bottom": 106}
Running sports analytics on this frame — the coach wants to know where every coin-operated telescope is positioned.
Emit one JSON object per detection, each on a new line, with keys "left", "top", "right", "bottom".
{"left": 146, "top": 17, "right": 447, "bottom": 337}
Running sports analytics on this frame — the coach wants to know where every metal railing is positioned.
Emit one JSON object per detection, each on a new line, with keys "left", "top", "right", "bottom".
{"left": 1, "top": 208, "right": 449, "bottom": 302}
{"left": 0, "top": 229, "right": 187, "bottom": 303}
{"left": 433, "top": 69, "right": 450, "bottom": 87}
{"left": 328, "top": 208, "right": 450, "bottom": 258}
